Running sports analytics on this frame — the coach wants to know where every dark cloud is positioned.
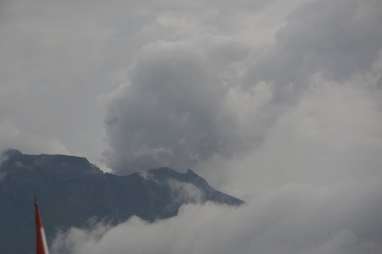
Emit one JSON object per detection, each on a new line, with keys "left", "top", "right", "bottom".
{"left": 0, "top": 0, "right": 274, "bottom": 164}
{"left": 105, "top": 0, "right": 382, "bottom": 173}
{"left": 105, "top": 42, "right": 243, "bottom": 173}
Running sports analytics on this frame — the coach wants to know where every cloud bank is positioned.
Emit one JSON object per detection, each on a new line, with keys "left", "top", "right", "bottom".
{"left": 56, "top": 83, "right": 382, "bottom": 253}
{"left": 54, "top": 179, "right": 382, "bottom": 254}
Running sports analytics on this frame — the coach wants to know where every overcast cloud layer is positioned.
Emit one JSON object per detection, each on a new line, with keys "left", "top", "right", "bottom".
{"left": 2, "top": 0, "right": 382, "bottom": 253}
{"left": 104, "top": 0, "right": 382, "bottom": 173}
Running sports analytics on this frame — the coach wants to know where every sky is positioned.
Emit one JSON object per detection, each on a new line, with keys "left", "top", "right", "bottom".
{"left": 1, "top": 0, "right": 382, "bottom": 253}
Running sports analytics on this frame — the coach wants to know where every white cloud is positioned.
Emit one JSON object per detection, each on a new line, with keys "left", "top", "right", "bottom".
{"left": 53, "top": 179, "right": 382, "bottom": 254}
{"left": 55, "top": 54, "right": 382, "bottom": 254}
{"left": 0, "top": 0, "right": 283, "bottom": 164}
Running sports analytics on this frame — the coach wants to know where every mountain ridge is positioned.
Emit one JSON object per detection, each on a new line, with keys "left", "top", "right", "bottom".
{"left": 0, "top": 149, "right": 243, "bottom": 254}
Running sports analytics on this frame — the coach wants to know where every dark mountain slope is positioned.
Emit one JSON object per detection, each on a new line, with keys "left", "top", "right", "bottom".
{"left": 0, "top": 149, "right": 243, "bottom": 254}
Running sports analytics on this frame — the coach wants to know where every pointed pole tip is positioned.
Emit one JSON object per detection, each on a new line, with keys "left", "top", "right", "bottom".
{"left": 33, "top": 194, "right": 38, "bottom": 207}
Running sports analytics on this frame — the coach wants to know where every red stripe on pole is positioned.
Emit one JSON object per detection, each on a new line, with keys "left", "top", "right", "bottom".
{"left": 34, "top": 200, "right": 49, "bottom": 254}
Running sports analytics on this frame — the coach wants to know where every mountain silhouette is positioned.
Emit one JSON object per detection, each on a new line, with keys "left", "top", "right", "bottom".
{"left": 0, "top": 149, "right": 243, "bottom": 254}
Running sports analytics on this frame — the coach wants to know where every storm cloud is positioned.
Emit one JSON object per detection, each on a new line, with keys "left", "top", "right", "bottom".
{"left": 104, "top": 41, "right": 244, "bottom": 172}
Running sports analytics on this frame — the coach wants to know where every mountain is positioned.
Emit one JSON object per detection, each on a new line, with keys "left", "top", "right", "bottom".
{"left": 0, "top": 149, "right": 243, "bottom": 254}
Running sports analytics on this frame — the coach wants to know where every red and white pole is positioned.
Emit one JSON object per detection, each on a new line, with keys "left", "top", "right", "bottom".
{"left": 34, "top": 199, "right": 50, "bottom": 254}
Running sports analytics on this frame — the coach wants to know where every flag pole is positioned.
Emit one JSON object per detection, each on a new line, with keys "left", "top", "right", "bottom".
{"left": 34, "top": 197, "right": 50, "bottom": 254}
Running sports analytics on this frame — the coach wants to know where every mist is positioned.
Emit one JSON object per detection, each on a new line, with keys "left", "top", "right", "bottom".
{"left": 1, "top": 0, "right": 382, "bottom": 253}
{"left": 55, "top": 69, "right": 382, "bottom": 253}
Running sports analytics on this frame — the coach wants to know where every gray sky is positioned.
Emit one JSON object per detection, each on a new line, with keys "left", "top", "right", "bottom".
{"left": 1, "top": 0, "right": 382, "bottom": 253}
{"left": 0, "top": 0, "right": 304, "bottom": 167}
